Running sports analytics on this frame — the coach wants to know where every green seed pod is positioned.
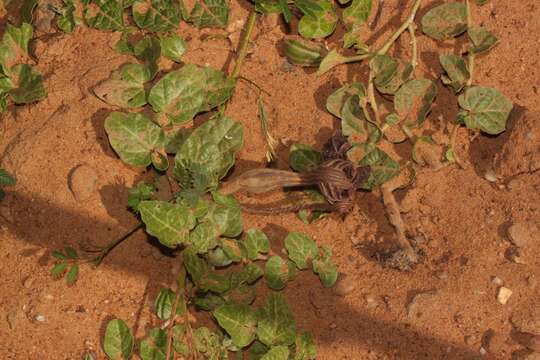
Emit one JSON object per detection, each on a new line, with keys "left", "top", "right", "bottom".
{"left": 283, "top": 36, "right": 326, "bottom": 67}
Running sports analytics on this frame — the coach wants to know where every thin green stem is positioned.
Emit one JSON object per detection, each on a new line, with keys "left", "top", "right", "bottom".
{"left": 231, "top": 11, "right": 258, "bottom": 79}
{"left": 164, "top": 263, "right": 187, "bottom": 360}
{"left": 91, "top": 223, "right": 144, "bottom": 266}
{"left": 376, "top": 0, "right": 422, "bottom": 55}
{"left": 465, "top": 0, "right": 474, "bottom": 86}
{"left": 343, "top": 53, "right": 372, "bottom": 64}
{"left": 408, "top": 23, "right": 418, "bottom": 70}
{"left": 367, "top": 71, "right": 381, "bottom": 125}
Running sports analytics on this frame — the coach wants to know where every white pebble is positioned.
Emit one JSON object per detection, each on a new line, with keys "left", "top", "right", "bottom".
{"left": 497, "top": 287, "right": 512, "bottom": 305}
{"left": 35, "top": 315, "right": 46, "bottom": 322}
{"left": 491, "top": 276, "right": 503, "bottom": 286}
{"left": 484, "top": 169, "right": 498, "bottom": 183}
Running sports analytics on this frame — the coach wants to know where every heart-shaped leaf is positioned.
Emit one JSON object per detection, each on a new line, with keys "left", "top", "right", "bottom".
{"left": 148, "top": 64, "right": 235, "bottom": 124}
{"left": 104, "top": 112, "right": 166, "bottom": 167}
{"left": 213, "top": 303, "right": 257, "bottom": 348}
{"left": 439, "top": 54, "right": 469, "bottom": 93}
{"left": 94, "top": 63, "right": 152, "bottom": 108}
{"left": 352, "top": 146, "right": 400, "bottom": 189}
{"left": 312, "top": 246, "right": 337, "bottom": 287}
{"left": 190, "top": 0, "right": 230, "bottom": 28}
{"left": 468, "top": 26, "right": 498, "bottom": 54}
{"left": 294, "top": 332, "right": 317, "bottom": 360}
{"left": 173, "top": 115, "right": 243, "bottom": 191}
{"left": 8, "top": 64, "right": 47, "bottom": 104}
{"left": 342, "top": 0, "right": 371, "bottom": 29}
{"left": 159, "top": 34, "right": 187, "bottom": 62}
{"left": 421, "top": 2, "right": 467, "bottom": 41}
{"left": 289, "top": 143, "right": 322, "bottom": 172}
{"left": 0, "top": 23, "right": 32, "bottom": 69}
{"left": 139, "top": 200, "right": 197, "bottom": 248}
{"left": 284, "top": 232, "right": 318, "bottom": 270}
{"left": 83, "top": 0, "right": 124, "bottom": 31}
{"left": 458, "top": 86, "right": 512, "bottom": 135}
{"left": 394, "top": 79, "right": 437, "bottom": 127}
{"left": 370, "top": 54, "right": 413, "bottom": 95}
{"left": 132, "top": 0, "right": 182, "bottom": 32}
{"left": 264, "top": 256, "right": 290, "bottom": 290}
{"left": 257, "top": 293, "right": 297, "bottom": 347}
{"left": 295, "top": 0, "right": 337, "bottom": 39}
{"left": 244, "top": 229, "right": 270, "bottom": 260}
{"left": 103, "top": 319, "right": 133, "bottom": 360}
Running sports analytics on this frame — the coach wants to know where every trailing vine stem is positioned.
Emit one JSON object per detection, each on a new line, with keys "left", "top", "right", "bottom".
{"left": 89, "top": 223, "right": 144, "bottom": 266}
{"left": 231, "top": 11, "right": 258, "bottom": 79}
{"left": 408, "top": 23, "right": 418, "bottom": 70}
{"left": 465, "top": 0, "right": 475, "bottom": 86}
{"left": 376, "top": 0, "right": 423, "bottom": 56}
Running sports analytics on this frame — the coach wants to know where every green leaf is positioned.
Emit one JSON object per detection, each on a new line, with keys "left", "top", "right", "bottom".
{"left": 103, "top": 319, "right": 134, "bottom": 360}
{"left": 83, "top": 0, "right": 124, "bottom": 31}
{"left": 283, "top": 36, "right": 324, "bottom": 67}
{"left": 193, "top": 327, "right": 228, "bottom": 359}
{"left": 354, "top": 146, "right": 400, "bottom": 189}
{"left": 132, "top": 37, "right": 161, "bottom": 77}
{"left": 173, "top": 115, "right": 243, "bottom": 191}
{"left": 0, "top": 23, "right": 33, "bottom": 69}
{"left": 127, "top": 182, "right": 156, "bottom": 213}
{"left": 278, "top": 0, "right": 292, "bottom": 22}
{"left": 295, "top": 0, "right": 337, "bottom": 39}
{"left": 0, "top": 169, "right": 16, "bottom": 186}
{"left": 289, "top": 143, "right": 322, "bottom": 172}
{"left": 421, "top": 2, "right": 467, "bottom": 41}
{"left": 51, "top": 262, "right": 68, "bottom": 277}
{"left": 206, "top": 192, "right": 243, "bottom": 237}
{"left": 172, "top": 324, "right": 190, "bottom": 356}
{"left": 261, "top": 346, "right": 290, "bottom": 360}
{"left": 458, "top": 86, "right": 513, "bottom": 135}
{"left": 190, "top": 222, "right": 219, "bottom": 253}
{"left": 206, "top": 247, "right": 233, "bottom": 267}
{"left": 257, "top": 293, "right": 297, "bottom": 347}
{"left": 312, "top": 246, "right": 337, "bottom": 287}
{"left": 190, "top": 0, "right": 229, "bottom": 28}
{"left": 65, "top": 246, "right": 78, "bottom": 259}
{"left": 66, "top": 264, "right": 79, "bottom": 285}
{"left": 8, "top": 64, "right": 47, "bottom": 104}
{"left": 159, "top": 34, "right": 187, "bottom": 62}
{"left": 214, "top": 303, "right": 257, "bottom": 348}
{"left": 220, "top": 238, "right": 244, "bottom": 262}
{"left": 139, "top": 200, "right": 196, "bottom": 248}
{"left": 183, "top": 247, "right": 210, "bottom": 285}
{"left": 342, "top": 0, "right": 371, "bottom": 29}
{"left": 104, "top": 112, "right": 166, "bottom": 168}
{"left": 294, "top": 332, "right": 317, "bottom": 360}
{"left": 394, "top": 79, "right": 437, "bottom": 127}
{"left": 140, "top": 328, "right": 167, "bottom": 360}
{"left": 249, "top": 341, "right": 269, "bottom": 359}
{"left": 154, "top": 288, "right": 185, "bottom": 320}
{"left": 148, "top": 64, "right": 235, "bottom": 124}
{"left": 51, "top": 250, "right": 66, "bottom": 260}
{"left": 264, "top": 256, "right": 289, "bottom": 290}
{"left": 194, "top": 292, "right": 226, "bottom": 311}
{"left": 326, "top": 82, "right": 365, "bottom": 118}
{"left": 132, "top": 0, "right": 182, "bottom": 32}
{"left": 243, "top": 263, "right": 264, "bottom": 284}
{"left": 317, "top": 49, "right": 348, "bottom": 75}
{"left": 370, "top": 55, "right": 413, "bottom": 95}
{"left": 94, "top": 63, "right": 152, "bottom": 108}
{"left": 243, "top": 229, "right": 270, "bottom": 260}
{"left": 21, "top": 0, "right": 38, "bottom": 24}
{"left": 439, "top": 54, "right": 469, "bottom": 93}
{"left": 284, "top": 232, "right": 318, "bottom": 270}
{"left": 56, "top": 0, "right": 81, "bottom": 33}
{"left": 468, "top": 26, "right": 498, "bottom": 54}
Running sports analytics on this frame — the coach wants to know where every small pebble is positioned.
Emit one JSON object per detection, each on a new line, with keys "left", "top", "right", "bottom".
{"left": 365, "top": 294, "right": 378, "bottom": 309}
{"left": 333, "top": 275, "right": 356, "bottom": 296}
{"left": 22, "top": 276, "right": 34, "bottom": 289}
{"left": 497, "top": 287, "right": 512, "bottom": 305}
{"left": 68, "top": 164, "right": 98, "bottom": 202}
{"left": 479, "top": 346, "right": 487, "bottom": 356}
{"left": 329, "top": 323, "right": 337, "bottom": 329}
{"left": 465, "top": 334, "right": 478, "bottom": 346}
{"left": 350, "top": 236, "right": 361, "bottom": 245}
{"left": 484, "top": 169, "right": 498, "bottom": 182}
{"left": 507, "top": 222, "right": 537, "bottom": 248}
{"left": 35, "top": 315, "right": 46, "bottom": 322}
{"left": 491, "top": 276, "right": 504, "bottom": 286}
